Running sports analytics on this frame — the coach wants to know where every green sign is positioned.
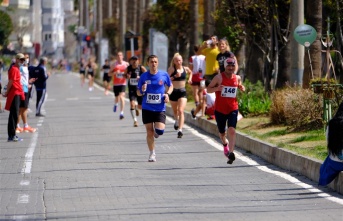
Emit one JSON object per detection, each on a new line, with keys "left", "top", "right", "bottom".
{"left": 293, "top": 24, "right": 317, "bottom": 47}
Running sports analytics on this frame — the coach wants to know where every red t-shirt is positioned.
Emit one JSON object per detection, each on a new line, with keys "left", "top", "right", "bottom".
{"left": 112, "top": 62, "right": 128, "bottom": 86}
{"left": 5, "top": 65, "right": 24, "bottom": 110}
{"left": 214, "top": 73, "right": 239, "bottom": 114}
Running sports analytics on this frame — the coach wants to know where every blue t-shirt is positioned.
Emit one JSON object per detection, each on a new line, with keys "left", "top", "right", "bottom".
{"left": 138, "top": 70, "right": 172, "bottom": 112}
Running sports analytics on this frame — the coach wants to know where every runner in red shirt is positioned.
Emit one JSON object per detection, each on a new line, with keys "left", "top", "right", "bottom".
{"left": 207, "top": 57, "right": 245, "bottom": 164}
{"left": 109, "top": 51, "right": 129, "bottom": 119}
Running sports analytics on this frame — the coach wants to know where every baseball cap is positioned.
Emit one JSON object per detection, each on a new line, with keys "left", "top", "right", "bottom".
{"left": 15, "top": 53, "right": 25, "bottom": 60}
{"left": 224, "top": 58, "right": 235, "bottom": 68}
{"left": 130, "top": 56, "right": 138, "bottom": 61}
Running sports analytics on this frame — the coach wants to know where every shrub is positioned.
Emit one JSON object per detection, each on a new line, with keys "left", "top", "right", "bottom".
{"left": 270, "top": 87, "right": 323, "bottom": 129}
{"left": 238, "top": 79, "right": 271, "bottom": 116}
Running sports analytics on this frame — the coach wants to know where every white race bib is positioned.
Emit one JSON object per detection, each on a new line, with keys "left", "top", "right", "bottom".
{"left": 221, "top": 86, "right": 237, "bottom": 98}
{"left": 117, "top": 72, "right": 124, "bottom": 78}
{"left": 146, "top": 93, "right": 161, "bottom": 104}
{"left": 130, "top": 78, "right": 138, "bottom": 85}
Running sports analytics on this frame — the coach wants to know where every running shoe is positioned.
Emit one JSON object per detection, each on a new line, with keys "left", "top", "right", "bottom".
{"left": 148, "top": 153, "right": 156, "bottom": 162}
{"left": 119, "top": 114, "right": 124, "bottom": 120}
{"left": 16, "top": 127, "right": 23, "bottom": 133}
{"left": 223, "top": 144, "right": 229, "bottom": 156}
{"left": 207, "top": 115, "right": 215, "bottom": 120}
{"left": 227, "top": 152, "right": 236, "bottom": 164}
{"left": 134, "top": 121, "right": 138, "bottom": 127}
{"left": 8, "top": 136, "right": 23, "bottom": 142}
{"left": 177, "top": 131, "right": 183, "bottom": 138}
{"left": 191, "top": 108, "right": 196, "bottom": 119}
{"left": 36, "top": 113, "right": 45, "bottom": 117}
{"left": 135, "top": 109, "right": 139, "bottom": 116}
{"left": 174, "top": 123, "right": 179, "bottom": 130}
{"left": 113, "top": 105, "right": 117, "bottom": 112}
{"left": 24, "top": 125, "right": 37, "bottom": 133}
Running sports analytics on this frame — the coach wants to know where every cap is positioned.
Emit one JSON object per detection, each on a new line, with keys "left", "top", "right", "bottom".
{"left": 15, "top": 53, "right": 25, "bottom": 60}
{"left": 129, "top": 56, "right": 138, "bottom": 61}
{"left": 224, "top": 58, "right": 235, "bottom": 68}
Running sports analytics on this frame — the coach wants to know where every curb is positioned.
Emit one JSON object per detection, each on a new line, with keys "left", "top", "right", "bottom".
{"left": 165, "top": 106, "right": 343, "bottom": 195}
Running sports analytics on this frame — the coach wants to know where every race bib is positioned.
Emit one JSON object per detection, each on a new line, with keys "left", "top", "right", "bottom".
{"left": 130, "top": 78, "right": 138, "bottom": 85}
{"left": 117, "top": 72, "right": 124, "bottom": 78}
{"left": 104, "top": 69, "right": 110, "bottom": 73}
{"left": 221, "top": 86, "right": 237, "bottom": 98}
{"left": 146, "top": 93, "right": 161, "bottom": 104}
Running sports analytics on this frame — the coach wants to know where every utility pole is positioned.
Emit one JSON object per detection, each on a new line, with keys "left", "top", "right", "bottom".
{"left": 108, "top": 0, "right": 112, "bottom": 18}
{"left": 290, "top": 0, "right": 305, "bottom": 86}
{"left": 98, "top": 0, "right": 103, "bottom": 65}
{"left": 119, "top": 0, "right": 126, "bottom": 53}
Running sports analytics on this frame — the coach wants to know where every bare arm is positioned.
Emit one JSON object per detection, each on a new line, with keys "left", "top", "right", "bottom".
{"left": 206, "top": 74, "right": 222, "bottom": 93}
{"left": 237, "top": 75, "right": 245, "bottom": 92}
{"left": 185, "top": 66, "right": 193, "bottom": 84}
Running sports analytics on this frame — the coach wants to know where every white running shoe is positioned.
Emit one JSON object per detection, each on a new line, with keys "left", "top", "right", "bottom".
{"left": 148, "top": 153, "right": 156, "bottom": 162}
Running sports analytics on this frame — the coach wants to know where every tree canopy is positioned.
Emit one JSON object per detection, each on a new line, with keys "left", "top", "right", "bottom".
{"left": 0, "top": 10, "right": 13, "bottom": 50}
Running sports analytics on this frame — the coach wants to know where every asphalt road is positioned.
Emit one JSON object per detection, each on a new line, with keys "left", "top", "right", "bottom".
{"left": 0, "top": 71, "right": 342, "bottom": 221}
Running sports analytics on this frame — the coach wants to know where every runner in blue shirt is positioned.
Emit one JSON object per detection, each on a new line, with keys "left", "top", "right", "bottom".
{"left": 137, "top": 55, "right": 173, "bottom": 162}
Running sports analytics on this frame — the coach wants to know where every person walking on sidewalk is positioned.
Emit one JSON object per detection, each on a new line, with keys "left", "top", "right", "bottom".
{"left": 207, "top": 57, "right": 245, "bottom": 164}
{"left": 137, "top": 55, "right": 173, "bottom": 162}
{"left": 16, "top": 53, "right": 37, "bottom": 133}
{"left": 216, "top": 38, "right": 238, "bottom": 74}
{"left": 167, "top": 53, "right": 192, "bottom": 138}
{"left": 110, "top": 51, "right": 129, "bottom": 120}
{"left": 199, "top": 35, "right": 220, "bottom": 86}
{"left": 189, "top": 45, "right": 205, "bottom": 110}
{"left": 125, "top": 56, "right": 147, "bottom": 127}
{"left": 3, "top": 53, "right": 25, "bottom": 141}
{"left": 31, "top": 57, "right": 50, "bottom": 117}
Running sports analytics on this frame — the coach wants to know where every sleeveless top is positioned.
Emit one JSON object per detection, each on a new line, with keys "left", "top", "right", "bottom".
{"left": 87, "top": 64, "right": 93, "bottom": 74}
{"left": 214, "top": 73, "right": 239, "bottom": 114}
{"left": 80, "top": 62, "right": 85, "bottom": 73}
{"left": 171, "top": 66, "right": 186, "bottom": 81}
{"left": 102, "top": 64, "right": 110, "bottom": 75}
{"left": 112, "top": 61, "right": 128, "bottom": 86}
{"left": 127, "top": 65, "right": 144, "bottom": 87}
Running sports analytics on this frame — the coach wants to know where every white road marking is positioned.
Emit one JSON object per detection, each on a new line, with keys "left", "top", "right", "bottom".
{"left": 66, "top": 97, "right": 79, "bottom": 101}
{"left": 166, "top": 116, "right": 343, "bottom": 205}
{"left": 20, "top": 180, "right": 30, "bottom": 186}
{"left": 89, "top": 97, "right": 101, "bottom": 100}
{"left": 12, "top": 215, "right": 28, "bottom": 220}
{"left": 17, "top": 194, "right": 29, "bottom": 204}
{"left": 21, "top": 132, "right": 38, "bottom": 174}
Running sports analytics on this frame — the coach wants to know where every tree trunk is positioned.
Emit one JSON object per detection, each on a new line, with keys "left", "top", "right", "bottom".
{"left": 303, "top": 0, "right": 322, "bottom": 88}
{"left": 189, "top": 0, "right": 199, "bottom": 61}
{"left": 245, "top": 43, "right": 265, "bottom": 84}
{"left": 203, "top": 0, "right": 215, "bottom": 38}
